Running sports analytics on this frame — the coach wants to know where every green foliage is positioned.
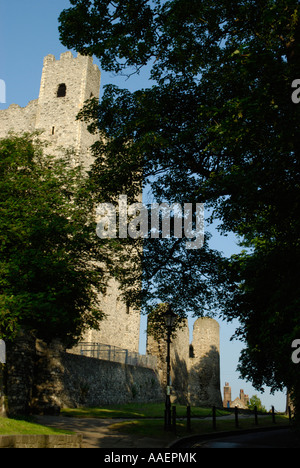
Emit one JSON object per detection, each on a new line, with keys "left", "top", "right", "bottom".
{"left": 147, "top": 303, "right": 183, "bottom": 341}
{"left": 247, "top": 395, "right": 266, "bottom": 413}
{"left": 0, "top": 134, "right": 110, "bottom": 346}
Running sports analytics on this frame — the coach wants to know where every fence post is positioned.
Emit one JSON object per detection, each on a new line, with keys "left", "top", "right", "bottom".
{"left": 212, "top": 406, "right": 217, "bottom": 430}
{"left": 172, "top": 406, "right": 176, "bottom": 433}
{"left": 254, "top": 406, "right": 258, "bottom": 425}
{"left": 271, "top": 406, "right": 276, "bottom": 424}
{"left": 187, "top": 405, "right": 191, "bottom": 432}
{"left": 235, "top": 406, "right": 239, "bottom": 428}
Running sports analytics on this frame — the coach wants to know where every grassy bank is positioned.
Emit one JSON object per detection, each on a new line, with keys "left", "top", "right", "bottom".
{"left": 0, "top": 403, "right": 289, "bottom": 439}
{"left": 61, "top": 402, "right": 228, "bottom": 419}
{"left": 0, "top": 416, "right": 73, "bottom": 435}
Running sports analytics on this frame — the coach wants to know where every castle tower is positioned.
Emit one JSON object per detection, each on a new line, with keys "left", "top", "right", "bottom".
{"left": 35, "top": 51, "right": 101, "bottom": 169}
{"left": 223, "top": 382, "right": 232, "bottom": 408}
{"left": 188, "top": 317, "right": 223, "bottom": 407}
{"left": 146, "top": 318, "right": 190, "bottom": 404}
{"left": 147, "top": 316, "right": 223, "bottom": 406}
{"left": 0, "top": 52, "right": 101, "bottom": 169}
{"left": 0, "top": 52, "right": 141, "bottom": 353}
{"left": 240, "top": 389, "right": 249, "bottom": 407}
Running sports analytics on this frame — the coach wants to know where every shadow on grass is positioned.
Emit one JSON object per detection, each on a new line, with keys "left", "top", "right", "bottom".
{"left": 61, "top": 403, "right": 228, "bottom": 419}
{"left": 108, "top": 415, "right": 290, "bottom": 441}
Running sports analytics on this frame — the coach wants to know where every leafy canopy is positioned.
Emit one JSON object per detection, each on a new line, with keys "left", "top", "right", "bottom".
{"left": 0, "top": 134, "right": 111, "bottom": 346}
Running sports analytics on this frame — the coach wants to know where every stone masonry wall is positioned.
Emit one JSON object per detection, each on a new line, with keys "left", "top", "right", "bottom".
{"left": 0, "top": 434, "right": 82, "bottom": 449}
{"left": 84, "top": 278, "right": 141, "bottom": 353}
{"left": 0, "top": 100, "right": 38, "bottom": 137}
{"left": 5, "top": 330, "right": 36, "bottom": 416}
{"left": 2, "top": 332, "right": 163, "bottom": 415}
{"left": 59, "top": 352, "right": 163, "bottom": 407}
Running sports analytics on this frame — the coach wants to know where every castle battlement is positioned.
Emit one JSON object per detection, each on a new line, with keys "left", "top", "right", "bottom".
{"left": 43, "top": 51, "right": 99, "bottom": 72}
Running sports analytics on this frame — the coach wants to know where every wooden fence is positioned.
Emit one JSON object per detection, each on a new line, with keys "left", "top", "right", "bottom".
{"left": 166, "top": 405, "right": 292, "bottom": 433}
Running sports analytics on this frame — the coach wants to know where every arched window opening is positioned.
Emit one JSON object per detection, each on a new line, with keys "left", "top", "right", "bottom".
{"left": 57, "top": 83, "right": 66, "bottom": 98}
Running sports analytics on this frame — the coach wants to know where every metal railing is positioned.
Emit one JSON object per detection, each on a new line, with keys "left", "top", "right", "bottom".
{"left": 70, "top": 342, "right": 157, "bottom": 370}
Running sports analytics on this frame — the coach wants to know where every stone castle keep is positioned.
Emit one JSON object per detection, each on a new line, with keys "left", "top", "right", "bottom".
{"left": 0, "top": 52, "right": 223, "bottom": 412}
{"left": 0, "top": 51, "right": 141, "bottom": 354}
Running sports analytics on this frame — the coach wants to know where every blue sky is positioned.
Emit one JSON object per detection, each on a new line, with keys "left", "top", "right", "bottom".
{"left": 0, "top": 0, "right": 287, "bottom": 411}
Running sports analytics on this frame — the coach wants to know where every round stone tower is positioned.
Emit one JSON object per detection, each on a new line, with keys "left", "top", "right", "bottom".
{"left": 188, "top": 317, "right": 222, "bottom": 407}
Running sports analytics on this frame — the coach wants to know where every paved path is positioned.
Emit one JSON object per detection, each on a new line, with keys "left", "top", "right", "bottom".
{"left": 187, "top": 427, "right": 300, "bottom": 448}
{"left": 34, "top": 415, "right": 170, "bottom": 449}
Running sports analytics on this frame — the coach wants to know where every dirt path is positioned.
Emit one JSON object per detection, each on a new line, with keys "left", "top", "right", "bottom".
{"left": 34, "top": 415, "right": 171, "bottom": 448}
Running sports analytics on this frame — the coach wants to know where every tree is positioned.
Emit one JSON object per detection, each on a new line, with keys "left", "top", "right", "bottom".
{"left": 0, "top": 134, "right": 111, "bottom": 347}
{"left": 247, "top": 395, "right": 266, "bottom": 413}
{"left": 58, "top": 0, "right": 300, "bottom": 414}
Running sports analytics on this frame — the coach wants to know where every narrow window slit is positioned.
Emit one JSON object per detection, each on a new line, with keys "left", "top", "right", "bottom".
{"left": 57, "top": 83, "right": 66, "bottom": 97}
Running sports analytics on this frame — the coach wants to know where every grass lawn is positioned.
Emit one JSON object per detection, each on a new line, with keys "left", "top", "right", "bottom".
{"left": 61, "top": 403, "right": 290, "bottom": 441}
{"left": 0, "top": 403, "right": 290, "bottom": 440}
{"left": 61, "top": 402, "right": 228, "bottom": 419}
{"left": 108, "top": 414, "right": 291, "bottom": 440}
{"left": 0, "top": 416, "right": 73, "bottom": 435}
